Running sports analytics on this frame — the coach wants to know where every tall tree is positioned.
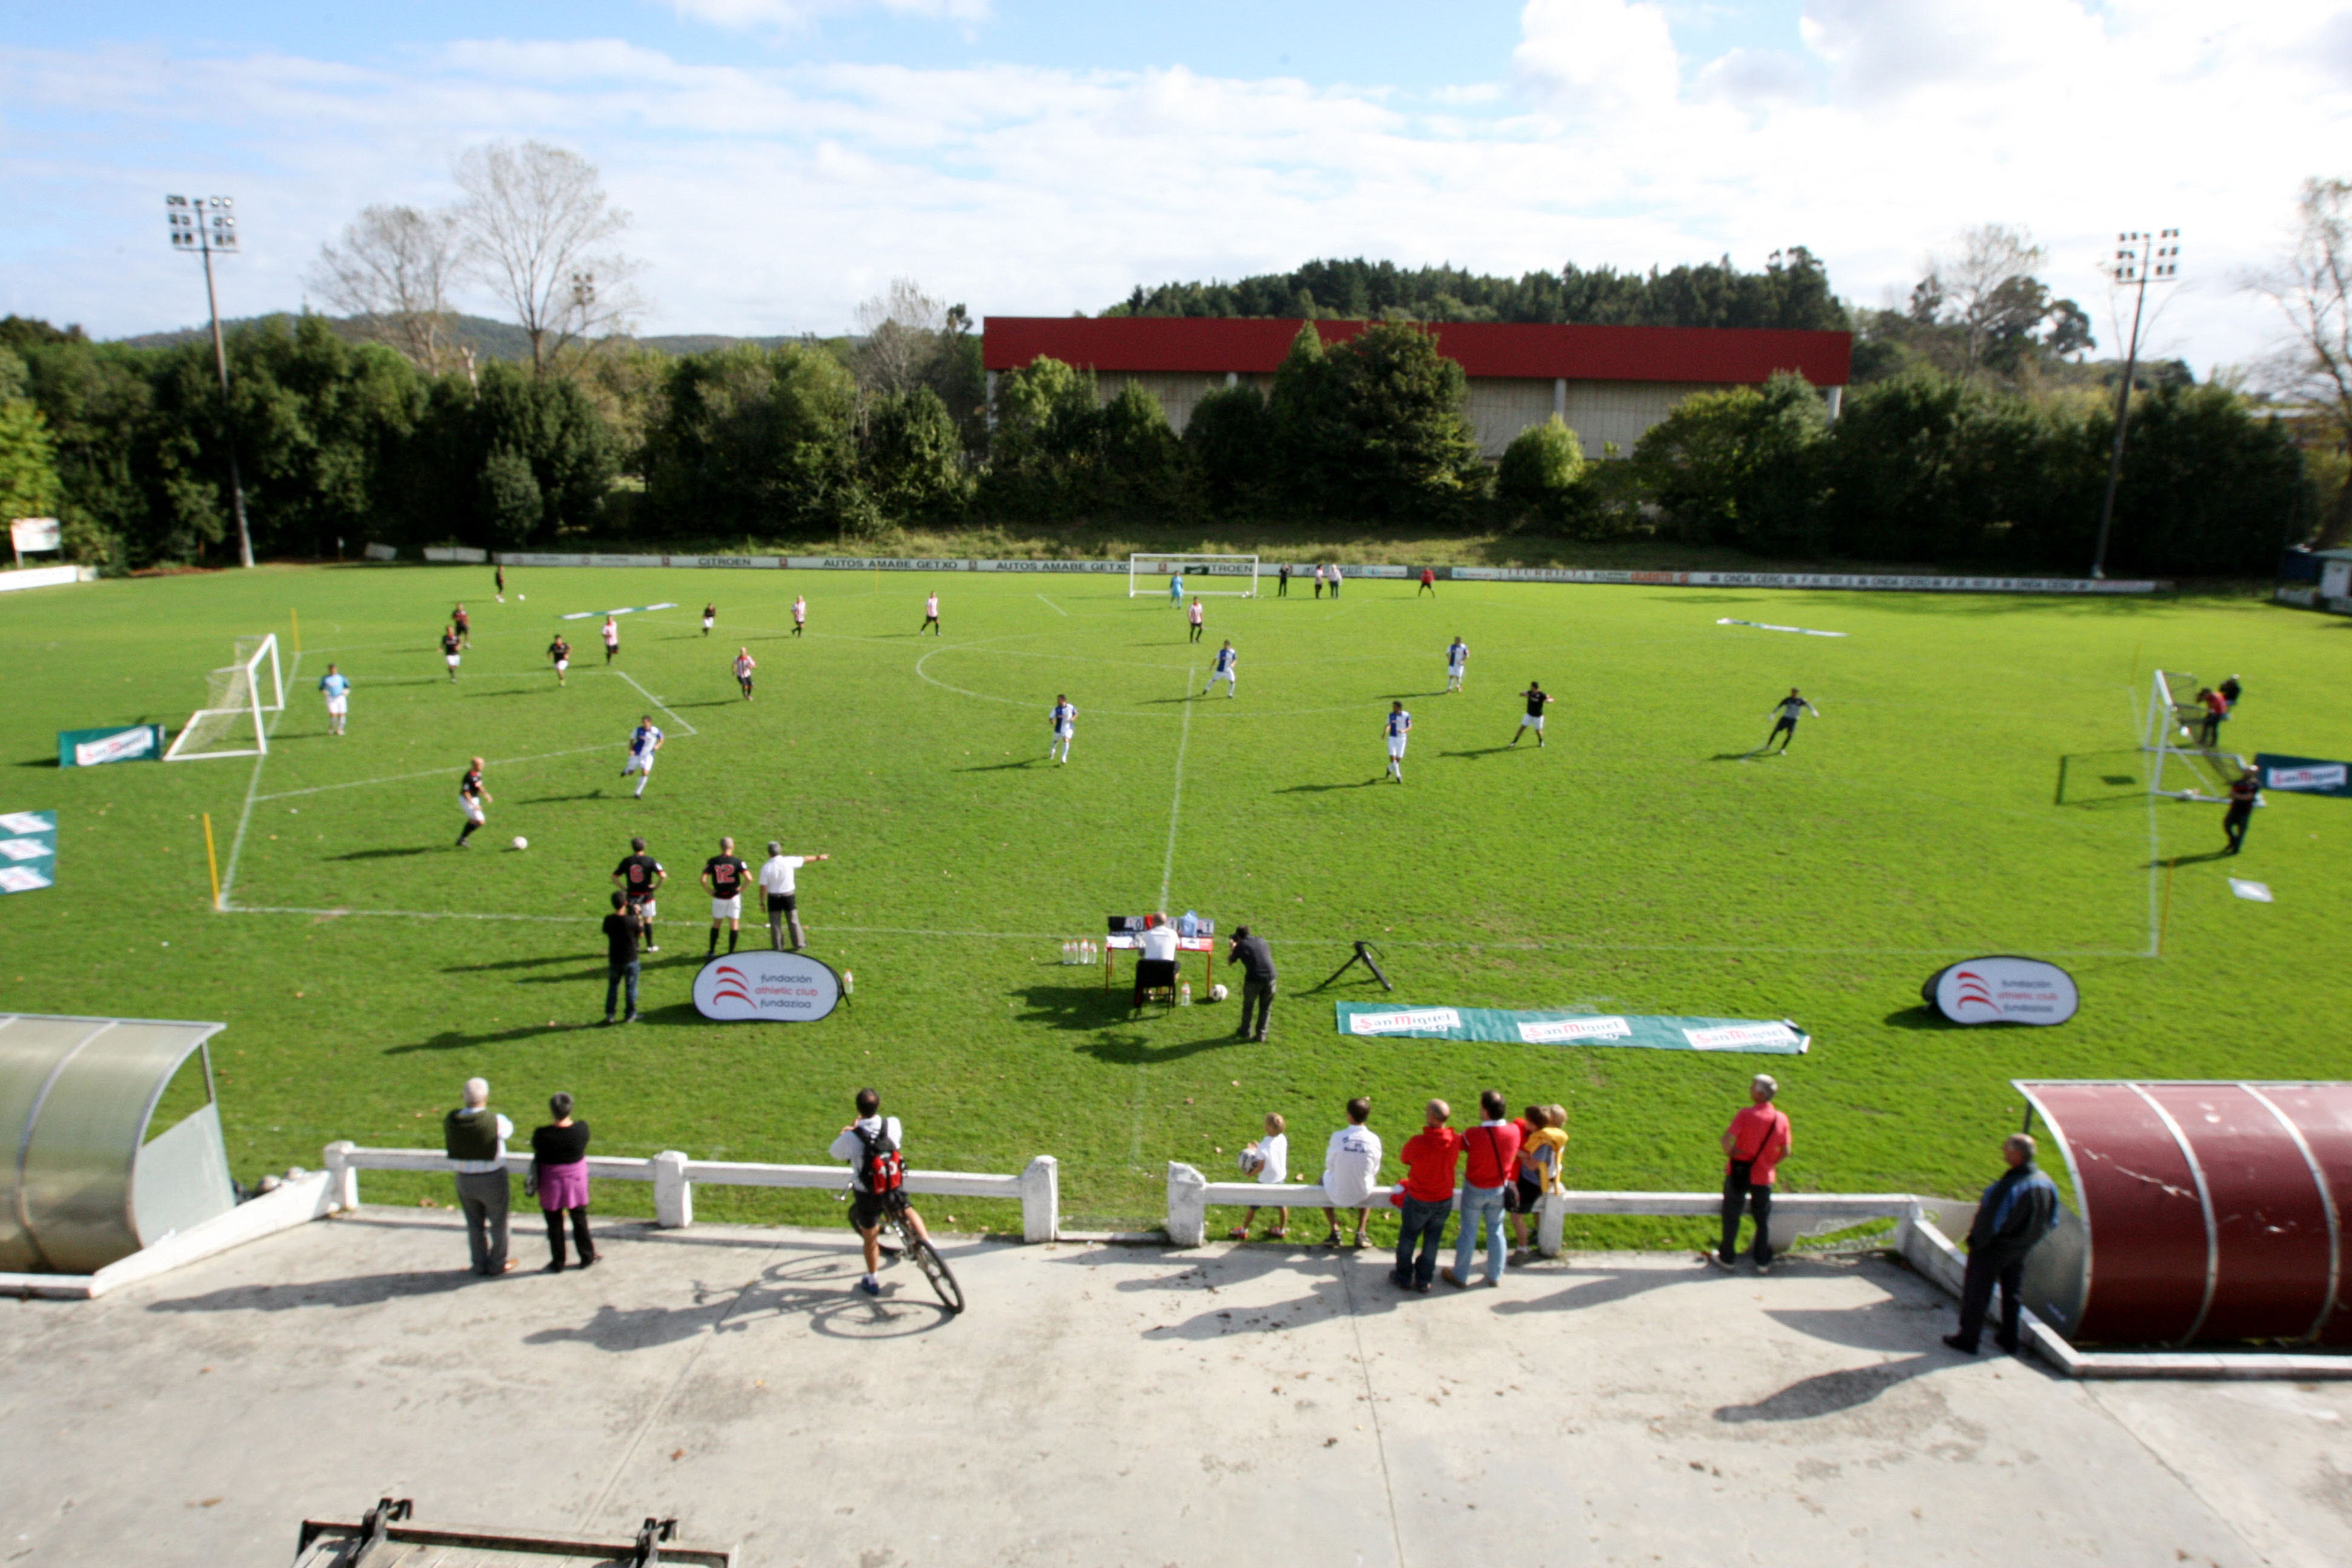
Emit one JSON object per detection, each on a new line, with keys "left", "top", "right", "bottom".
{"left": 1907, "top": 225, "right": 2091, "bottom": 379}
{"left": 853, "top": 278, "right": 947, "bottom": 397}
{"left": 2249, "top": 177, "right": 2352, "bottom": 546}
{"left": 306, "top": 204, "right": 463, "bottom": 374}
{"left": 451, "top": 140, "right": 641, "bottom": 377}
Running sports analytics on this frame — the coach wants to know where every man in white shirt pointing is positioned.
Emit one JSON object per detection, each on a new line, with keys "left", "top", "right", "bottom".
{"left": 759, "top": 839, "right": 832, "bottom": 950}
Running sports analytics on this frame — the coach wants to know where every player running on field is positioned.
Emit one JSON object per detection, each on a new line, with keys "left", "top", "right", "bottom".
{"left": 1510, "top": 681, "right": 1552, "bottom": 746}
{"left": 1204, "top": 639, "right": 1239, "bottom": 698}
{"left": 602, "top": 616, "right": 621, "bottom": 664}
{"left": 1418, "top": 567, "right": 1436, "bottom": 597}
{"left": 1445, "top": 636, "right": 1468, "bottom": 694}
{"left": 734, "top": 647, "right": 757, "bottom": 701}
{"left": 452, "top": 603, "right": 471, "bottom": 648}
{"left": 441, "top": 626, "right": 462, "bottom": 681}
{"left": 495, "top": 563, "right": 506, "bottom": 601}
{"left": 1384, "top": 701, "right": 1413, "bottom": 782}
{"left": 1050, "top": 694, "right": 1077, "bottom": 764}
{"left": 1764, "top": 688, "right": 1820, "bottom": 753}
{"left": 920, "top": 593, "right": 941, "bottom": 636}
{"left": 318, "top": 664, "right": 350, "bottom": 736}
{"left": 792, "top": 595, "right": 807, "bottom": 636}
{"left": 702, "top": 601, "right": 716, "bottom": 637}
{"left": 620, "top": 714, "right": 665, "bottom": 799}
{"left": 1188, "top": 597, "right": 1205, "bottom": 643}
{"left": 547, "top": 634, "right": 571, "bottom": 687}
{"left": 1168, "top": 569, "right": 1186, "bottom": 606}
{"left": 455, "top": 757, "right": 491, "bottom": 849}
{"left": 613, "top": 835, "right": 666, "bottom": 950}
{"left": 702, "top": 835, "right": 751, "bottom": 955}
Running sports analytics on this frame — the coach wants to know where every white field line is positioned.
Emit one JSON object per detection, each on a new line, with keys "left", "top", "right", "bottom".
{"left": 217, "top": 650, "right": 305, "bottom": 907}
{"left": 253, "top": 745, "right": 610, "bottom": 803}
{"left": 1158, "top": 664, "right": 1197, "bottom": 911}
{"left": 1036, "top": 593, "right": 1069, "bottom": 616}
{"left": 614, "top": 669, "right": 698, "bottom": 737}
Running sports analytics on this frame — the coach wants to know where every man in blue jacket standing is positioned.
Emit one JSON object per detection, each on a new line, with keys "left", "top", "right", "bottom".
{"left": 1944, "top": 1133, "right": 2059, "bottom": 1356}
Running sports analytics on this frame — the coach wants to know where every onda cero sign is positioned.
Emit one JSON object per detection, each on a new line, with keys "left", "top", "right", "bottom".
{"left": 691, "top": 952, "right": 842, "bottom": 1022}
{"left": 1921, "top": 957, "right": 2078, "bottom": 1026}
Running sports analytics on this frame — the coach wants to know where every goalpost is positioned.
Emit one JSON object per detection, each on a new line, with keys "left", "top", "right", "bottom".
{"left": 1128, "top": 552, "right": 1259, "bottom": 598}
{"left": 2143, "top": 668, "right": 2243, "bottom": 802}
{"left": 164, "top": 634, "right": 285, "bottom": 762}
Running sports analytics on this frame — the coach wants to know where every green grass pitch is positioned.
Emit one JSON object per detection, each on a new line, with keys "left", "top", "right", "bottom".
{"left": 2, "top": 564, "right": 2346, "bottom": 1243}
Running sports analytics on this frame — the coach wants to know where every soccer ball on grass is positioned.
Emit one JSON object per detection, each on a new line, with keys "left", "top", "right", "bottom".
{"left": 511, "top": 836, "right": 528, "bottom": 851}
{"left": 1208, "top": 983, "right": 1229, "bottom": 1002}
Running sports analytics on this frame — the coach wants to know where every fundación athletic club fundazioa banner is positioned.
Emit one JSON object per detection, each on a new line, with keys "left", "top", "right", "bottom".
{"left": 1333, "top": 1004, "right": 1809, "bottom": 1055}
{"left": 691, "top": 951, "right": 844, "bottom": 1022}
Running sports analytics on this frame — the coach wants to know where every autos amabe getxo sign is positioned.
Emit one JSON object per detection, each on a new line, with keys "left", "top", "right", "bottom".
{"left": 1921, "top": 956, "right": 2079, "bottom": 1026}
{"left": 690, "top": 952, "right": 843, "bottom": 1022}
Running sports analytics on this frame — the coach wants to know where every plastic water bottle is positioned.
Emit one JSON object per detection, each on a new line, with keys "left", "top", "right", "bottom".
{"left": 841, "top": 969, "right": 855, "bottom": 997}
{"left": 1080, "top": 939, "right": 1094, "bottom": 964}
{"left": 1180, "top": 980, "right": 1193, "bottom": 1006}
{"left": 1061, "top": 939, "right": 1074, "bottom": 964}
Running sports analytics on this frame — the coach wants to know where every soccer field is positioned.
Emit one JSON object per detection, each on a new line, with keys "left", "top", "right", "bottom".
{"left": 2, "top": 564, "right": 2347, "bottom": 1239}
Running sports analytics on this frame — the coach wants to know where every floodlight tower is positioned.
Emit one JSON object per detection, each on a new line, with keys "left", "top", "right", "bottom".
{"left": 2088, "top": 228, "right": 2181, "bottom": 581}
{"left": 166, "top": 194, "right": 254, "bottom": 569}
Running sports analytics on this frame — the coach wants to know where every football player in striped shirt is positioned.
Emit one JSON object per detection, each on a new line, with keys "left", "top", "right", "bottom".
{"left": 1050, "top": 694, "right": 1077, "bottom": 764}
{"left": 1203, "top": 640, "right": 1238, "bottom": 697}
{"left": 620, "top": 716, "right": 664, "bottom": 799}
{"left": 1383, "top": 702, "right": 1412, "bottom": 782}
{"left": 734, "top": 647, "right": 757, "bottom": 701}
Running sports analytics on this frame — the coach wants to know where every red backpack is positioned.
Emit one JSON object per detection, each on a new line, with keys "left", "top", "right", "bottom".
{"left": 856, "top": 1122, "right": 905, "bottom": 1195}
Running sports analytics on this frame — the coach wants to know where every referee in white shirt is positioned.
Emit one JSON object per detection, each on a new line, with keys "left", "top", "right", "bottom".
{"left": 758, "top": 840, "right": 832, "bottom": 950}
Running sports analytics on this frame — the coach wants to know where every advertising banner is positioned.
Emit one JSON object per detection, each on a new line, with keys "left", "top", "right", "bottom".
{"left": 421, "top": 545, "right": 488, "bottom": 564}
{"left": 57, "top": 724, "right": 165, "bottom": 768}
{"left": 361, "top": 543, "right": 398, "bottom": 561}
{"left": 1921, "top": 957, "right": 2079, "bottom": 1025}
{"left": 11, "top": 517, "right": 61, "bottom": 553}
{"left": 0, "top": 810, "right": 56, "bottom": 894}
{"left": 1334, "top": 1003, "right": 1809, "bottom": 1054}
{"left": 691, "top": 951, "right": 843, "bottom": 1022}
{"left": 2254, "top": 753, "right": 2352, "bottom": 799}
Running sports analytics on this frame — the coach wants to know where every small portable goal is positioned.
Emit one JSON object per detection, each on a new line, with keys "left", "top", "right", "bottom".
{"left": 1128, "top": 553, "right": 1259, "bottom": 598}
{"left": 164, "top": 633, "right": 285, "bottom": 762}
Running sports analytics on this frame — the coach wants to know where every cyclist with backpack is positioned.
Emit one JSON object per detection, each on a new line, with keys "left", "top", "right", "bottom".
{"left": 828, "top": 1087, "right": 930, "bottom": 1298}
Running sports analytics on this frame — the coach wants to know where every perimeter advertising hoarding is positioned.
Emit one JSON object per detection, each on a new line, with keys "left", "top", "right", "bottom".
{"left": 0, "top": 810, "right": 56, "bottom": 894}
{"left": 691, "top": 951, "right": 843, "bottom": 1022}
{"left": 1922, "top": 957, "right": 2079, "bottom": 1025}
{"left": 57, "top": 724, "right": 165, "bottom": 767}
{"left": 2254, "top": 753, "right": 2352, "bottom": 799}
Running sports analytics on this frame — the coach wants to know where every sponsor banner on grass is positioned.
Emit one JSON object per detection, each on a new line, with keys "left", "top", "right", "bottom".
{"left": 422, "top": 545, "right": 488, "bottom": 564}
{"left": 2255, "top": 753, "right": 2352, "bottom": 798}
{"left": 691, "top": 951, "right": 843, "bottom": 1022}
{"left": 58, "top": 724, "right": 163, "bottom": 767}
{"left": 0, "top": 810, "right": 56, "bottom": 895}
{"left": 557, "top": 601, "right": 678, "bottom": 621}
{"left": 1921, "top": 957, "right": 2079, "bottom": 1025}
{"left": 1336, "top": 1003, "right": 1809, "bottom": 1054}
{"left": 361, "top": 543, "right": 398, "bottom": 561}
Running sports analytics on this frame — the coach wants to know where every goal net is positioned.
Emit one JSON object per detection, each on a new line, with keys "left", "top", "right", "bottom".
{"left": 2143, "top": 668, "right": 2242, "bottom": 802}
{"left": 165, "top": 634, "right": 285, "bottom": 762}
{"left": 1128, "top": 553, "right": 1259, "bottom": 598}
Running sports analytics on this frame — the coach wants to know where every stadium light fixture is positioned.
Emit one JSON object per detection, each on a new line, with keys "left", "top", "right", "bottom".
{"left": 2089, "top": 228, "right": 2181, "bottom": 581}
{"left": 166, "top": 194, "right": 255, "bottom": 569}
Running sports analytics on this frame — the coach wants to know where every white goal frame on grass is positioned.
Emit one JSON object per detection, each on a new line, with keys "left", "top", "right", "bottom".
{"left": 2143, "top": 668, "right": 2243, "bottom": 803}
{"left": 164, "top": 633, "right": 285, "bottom": 762}
{"left": 1127, "top": 553, "right": 1259, "bottom": 598}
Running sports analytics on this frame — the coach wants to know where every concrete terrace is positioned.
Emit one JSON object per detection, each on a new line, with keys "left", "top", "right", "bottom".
{"left": 2, "top": 1212, "right": 2347, "bottom": 1567}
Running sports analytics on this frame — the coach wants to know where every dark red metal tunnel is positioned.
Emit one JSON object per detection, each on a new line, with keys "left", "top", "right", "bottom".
{"left": 2016, "top": 1081, "right": 2352, "bottom": 1347}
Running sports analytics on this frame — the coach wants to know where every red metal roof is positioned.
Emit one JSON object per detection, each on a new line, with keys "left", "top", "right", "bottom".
{"left": 982, "top": 316, "right": 1853, "bottom": 387}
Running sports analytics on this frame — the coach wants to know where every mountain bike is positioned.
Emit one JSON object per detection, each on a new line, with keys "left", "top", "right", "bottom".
{"left": 886, "top": 1191, "right": 964, "bottom": 1315}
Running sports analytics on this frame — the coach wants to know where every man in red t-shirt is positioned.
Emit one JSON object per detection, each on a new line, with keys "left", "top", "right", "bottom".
{"left": 1390, "top": 1100, "right": 1462, "bottom": 1293}
{"left": 1710, "top": 1074, "right": 1793, "bottom": 1272}
{"left": 1444, "top": 1089, "right": 1523, "bottom": 1289}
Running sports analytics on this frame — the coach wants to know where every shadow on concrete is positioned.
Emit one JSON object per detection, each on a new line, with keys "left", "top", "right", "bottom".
{"left": 1765, "top": 1300, "right": 1945, "bottom": 1355}
{"left": 1712, "top": 1353, "right": 1941, "bottom": 1423}
{"left": 146, "top": 1270, "right": 474, "bottom": 1313}
{"left": 1490, "top": 1260, "right": 1700, "bottom": 1317}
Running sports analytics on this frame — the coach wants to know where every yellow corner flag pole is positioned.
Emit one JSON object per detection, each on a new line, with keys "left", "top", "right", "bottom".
{"left": 291, "top": 607, "right": 301, "bottom": 654}
{"left": 203, "top": 812, "right": 221, "bottom": 911}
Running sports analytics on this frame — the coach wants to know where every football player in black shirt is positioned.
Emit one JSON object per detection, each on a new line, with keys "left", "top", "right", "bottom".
{"left": 452, "top": 603, "right": 471, "bottom": 648}
{"left": 1510, "top": 681, "right": 1551, "bottom": 747}
{"left": 611, "top": 835, "right": 667, "bottom": 951}
{"left": 548, "top": 634, "right": 572, "bottom": 687}
{"left": 442, "top": 626, "right": 463, "bottom": 682}
{"left": 702, "top": 836, "right": 752, "bottom": 955}
{"left": 456, "top": 757, "right": 490, "bottom": 848}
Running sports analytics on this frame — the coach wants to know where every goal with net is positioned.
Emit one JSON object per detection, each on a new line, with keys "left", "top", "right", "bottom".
{"left": 164, "top": 634, "right": 285, "bottom": 762}
{"left": 1127, "top": 553, "right": 1259, "bottom": 598}
{"left": 2143, "top": 668, "right": 2243, "bottom": 802}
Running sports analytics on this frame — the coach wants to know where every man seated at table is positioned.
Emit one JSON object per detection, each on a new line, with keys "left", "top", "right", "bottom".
{"left": 1133, "top": 911, "right": 1180, "bottom": 1008}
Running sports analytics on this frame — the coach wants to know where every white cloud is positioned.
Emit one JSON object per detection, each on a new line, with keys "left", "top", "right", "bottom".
{"left": 0, "top": 5, "right": 2346, "bottom": 377}
{"left": 666, "top": 0, "right": 990, "bottom": 33}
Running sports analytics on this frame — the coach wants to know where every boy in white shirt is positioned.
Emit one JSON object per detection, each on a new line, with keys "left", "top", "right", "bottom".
{"left": 1319, "top": 1097, "right": 1383, "bottom": 1247}
{"left": 1231, "top": 1112, "right": 1290, "bottom": 1240}
{"left": 1049, "top": 694, "right": 1077, "bottom": 764}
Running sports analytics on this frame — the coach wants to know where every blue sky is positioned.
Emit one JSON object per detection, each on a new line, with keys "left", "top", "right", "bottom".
{"left": 2, "top": 1, "right": 2345, "bottom": 368}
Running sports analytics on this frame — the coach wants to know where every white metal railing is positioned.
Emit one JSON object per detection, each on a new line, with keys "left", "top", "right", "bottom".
{"left": 322, "top": 1143, "right": 1059, "bottom": 1243}
{"left": 1163, "top": 1162, "right": 1922, "bottom": 1256}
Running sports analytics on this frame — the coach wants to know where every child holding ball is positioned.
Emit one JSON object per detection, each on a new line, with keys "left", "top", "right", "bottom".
{"left": 1230, "top": 1112, "right": 1289, "bottom": 1240}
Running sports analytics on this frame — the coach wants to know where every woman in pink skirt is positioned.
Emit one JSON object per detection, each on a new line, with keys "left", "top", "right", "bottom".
{"left": 531, "top": 1093, "right": 596, "bottom": 1272}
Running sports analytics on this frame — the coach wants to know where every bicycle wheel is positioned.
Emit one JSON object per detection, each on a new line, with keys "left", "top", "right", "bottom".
{"left": 895, "top": 1214, "right": 965, "bottom": 1315}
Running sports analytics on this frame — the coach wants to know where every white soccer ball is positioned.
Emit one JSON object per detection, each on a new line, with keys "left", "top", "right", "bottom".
{"left": 1209, "top": 983, "right": 1229, "bottom": 1002}
{"left": 511, "top": 836, "right": 528, "bottom": 851}
{"left": 517, "top": 593, "right": 526, "bottom": 601}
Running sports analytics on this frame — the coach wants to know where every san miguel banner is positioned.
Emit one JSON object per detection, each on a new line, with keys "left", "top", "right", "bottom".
{"left": 691, "top": 951, "right": 843, "bottom": 1022}
{"left": 0, "top": 811, "right": 56, "bottom": 895}
{"left": 1333, "top": 1003, "right": 1809, "bottom": 1054}
{"left": 57, "top": 724, "right": 165, "bottom": 768}
{"left": 1922, "top": 957, "right": 2079, "bottom": 1025}
{"left": 2254, "top": 753, "right": 2352, "bottom": 799}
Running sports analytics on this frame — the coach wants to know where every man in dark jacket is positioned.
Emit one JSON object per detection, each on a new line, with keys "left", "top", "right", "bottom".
{"left": 1944, "top": 1133, "right": 2059, "bottom": 1355}
{"left": 1229, "top": 925, "right": 1276, "bottom": 1042}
